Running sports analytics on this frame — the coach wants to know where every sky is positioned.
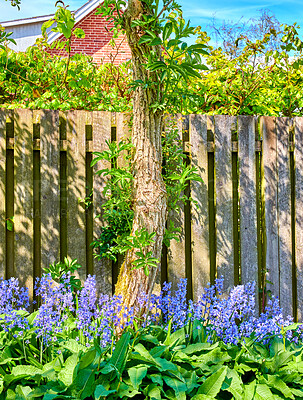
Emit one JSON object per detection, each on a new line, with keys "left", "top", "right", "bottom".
{"left": 1, "top": 0, "right": 303, "bottom": 36}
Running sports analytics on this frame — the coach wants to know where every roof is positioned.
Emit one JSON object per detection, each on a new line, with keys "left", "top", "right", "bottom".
{"left": 0, "top": 0, "right": 127, "bottom": 46}
{"left": 0, "top": 14, "right": 55, "bottom": 27}
{"left": 0, "top": 0, "right": 105, "bottom": 40}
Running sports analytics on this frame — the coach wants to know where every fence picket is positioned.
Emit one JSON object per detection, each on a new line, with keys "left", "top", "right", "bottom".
{"left": 14, "top": 109, "right": 34, "bottom": 299}
{"left": 277, "top": 117, "right": 293, "bottom": 317}
{"left": 0, "top": 110, "right": 302, "bottom": 318}
{"left": 238, "top": 116, "right": 258, "bottom": 307}
{"left": 116, "top": 113, "right": 131, "bottom": 167}
{"left": 295, "top": 117, "right": 303, "bottom": 320}
{"left": 40, "top": 110, "right": 60, "bottom": 270}
{"left": 0, "top": 111, "right": 6, "bottom": 278}
{"left": 189, "top": 114, "right": 210, "bottom": 300}
{"left": 92, "top": 111, "right": 112, "bottom": 295}
{"left": 262, "top": 116, "right": 280, "bottom": 299}
{"left": 167, "top": 114, "right": 186, "bottom": 292}
{"left": 66, "top": 110, "right": 86, "bottom": 280}
{"left": 215, "top": 115, "right": 236, "bottom": 293}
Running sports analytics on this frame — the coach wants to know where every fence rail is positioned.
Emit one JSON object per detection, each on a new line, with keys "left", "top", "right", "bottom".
{"left": 0, "top": 110, "right": 302, "bottom": 319}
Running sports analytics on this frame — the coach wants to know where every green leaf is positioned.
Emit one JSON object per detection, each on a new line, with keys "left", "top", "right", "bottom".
{"left": 266, "top": 375, "right": 294, "bottom": 399}
{"left": 128, "top": 365, "right": 148, "bottom": 390}
{"left": 255, "top": 384, "right": 274, "bottom": 400}
{"left": 73, "top": 28, "right": 85, "bottom": 38}
{"left": 94, "top": 385, "right": 117, "bottom": 399}
{"left": 6, "top": 216, "right": 14, "bottom": 231}
{"left": 197, "top": 366, "right": 227, "bottom": 397}
{"left": 244, "top": 380, "right": 256, "bottom": 400}
{"left": 147, "top": 384, "right": 162, "bottom": 400}
{"left": 15, "top": 385, "right": 32, "bottom": 399}
{"left": 162, "top": 376, "right": 187, "bottom": 397}
{"left": 223, "top": 368, "right": 243, "bottom": 400}
{"left": 78, "top": 348, "right": 97, "bottom": 370}
{"left": 102, "top": 331, "right": 131, "bottom": 378}
{"left": 133, "top": 343, "right": 160, "bottom": 366}
{"left": 11, "top": 365, "right": 43, "bottom": 377}
{"left": 73, "top": 368, "right": 95, "bottom": 400}
{"left": 58, "top": 353, "right": 79, "bottom": 387}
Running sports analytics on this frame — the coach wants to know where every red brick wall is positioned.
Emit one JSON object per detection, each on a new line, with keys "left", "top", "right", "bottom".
{"left": 48, "top": 7, "right": 132, "bottom": 65}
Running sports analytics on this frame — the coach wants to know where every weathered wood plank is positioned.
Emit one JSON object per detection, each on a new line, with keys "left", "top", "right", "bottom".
{"left": 0, "top": 111, "right": 6, "bottom": 278}
{"left": 276, "top": 117, "right": 293, "bottom": 317}
{"left": 66, "top": 110, "right": 86, "bottom": 280}
{"left": 261, "top": 116, "right": 280, "bottom": 300}
{"left": 92, "top": 111, "right": 112, "bottom": 295}
{"left": 214, "top": 115, "right": 235, "bottom": 293}
{"left": 189, "top": 114, "right": 210, "bottom": 300}
{"left": 295, "top": 117, "right": 303, "bottom": 321}
{"left": 40, "top": 110, "right": 60, "bottom": 270}
{"left": 167, "top": 114, "right": 186, "bottom": 292}
{"left": 14, "top": 109, "right": 34, "bottom": 298}
{"left": 238, "top": 116, "right": 258, "bottom": 307}
{"left": 116, "top": 113, "right": 131, "bottom": 158}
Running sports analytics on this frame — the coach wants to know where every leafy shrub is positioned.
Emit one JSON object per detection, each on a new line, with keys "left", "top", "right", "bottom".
{"left": 0, "top": 46, "right": 132, "bottom": 112}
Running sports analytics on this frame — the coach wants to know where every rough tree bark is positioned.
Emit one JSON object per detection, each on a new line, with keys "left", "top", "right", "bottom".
{"left": 114, "top": 0, "right": 167, "bottom": 314}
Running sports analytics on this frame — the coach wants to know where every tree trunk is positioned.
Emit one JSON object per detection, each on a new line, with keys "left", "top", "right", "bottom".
{"left": 114, "top": 0, "right": 167, "bottom": 317}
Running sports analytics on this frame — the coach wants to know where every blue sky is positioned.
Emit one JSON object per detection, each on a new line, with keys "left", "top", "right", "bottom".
{"left": 1, "top": 0, "right": 303, "bottom": 35}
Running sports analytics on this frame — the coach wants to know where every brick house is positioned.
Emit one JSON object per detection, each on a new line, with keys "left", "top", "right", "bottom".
{"left": 1, "top": 0, "right": 132, "bottom": 65}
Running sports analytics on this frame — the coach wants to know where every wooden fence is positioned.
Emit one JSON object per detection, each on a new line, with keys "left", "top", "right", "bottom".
{"left": 0, "top": 110, "right": 302, "bottom": 319}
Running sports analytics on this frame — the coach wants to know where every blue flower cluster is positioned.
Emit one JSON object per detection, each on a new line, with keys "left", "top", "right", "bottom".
{"left": 158, "top": 278, "right": 295, "bottom": 344}
{"left": 0, "top": 277, "right": 30, "bottom": 337}
{"left": 34, "top": 274, "right": 75, "bottom": 344}
{"left": 0, "top": 274, "right": 300, "bottom": 347}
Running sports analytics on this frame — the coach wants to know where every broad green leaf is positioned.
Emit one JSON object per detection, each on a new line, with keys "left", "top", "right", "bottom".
{"left": 58, "top": 353, "right": 79, "bottom": 387}
{"left": 78, "top": 348, "right": 97, "bottom": 370}
{"left": 164, "top": 325, "right": 185, "bottom": 347}
{"left": 128, "top": 365, "right": 148, "bottom": 390}
{"left": 94, "top": 384, "right": 117, "bottom": 399}
{"left": 291, "top": 387, "right": 303, "bottom": 397}
{"left": 197, "top": 366, "right": 227, "bottom": 397}
{"left": 11, "top": 365, "right": 43, "bottom": 377}
{"left": 106, "top": 331, "right": 131, "bottom": 377}
{"left": 154, "top": 357, "right": 178, "bottom": 372}
{"left": 149, "top": 374, "right": 163, "bottom": 386}
{"left": 147, "top": 384, "right": 162, "bottom": 400}
{"left": 223, "top": 368, "right": 243, "bottom": 400}
{"left": 266, "top": 375, "right": 294, "bottom": 399}
{"left": 194, "top": 347, "right": 231, "bottom": 366}
{"left": 256, "top": 384, "right": 274, "bottom": 400}
{"left": 244, "top": 381, "right": 256, "bottom": 400}
{"left": 73, "top": 368, "right": 95, "bottom": 400}
{"left": 117, "top": 381, "right": 140, "bottom": 398}
{"left": 63, "top": 339, "right": 86, "bottom": 354}
{"left": 183, "top": 342, "right": 216, "bottom": 355}
{"left": 273, "top": 351, "right": 294, "bottom": 371}
{"left": 133, "top": 343, "right": 160, "bottom": 366}
{"left": 191, "top": 395, "right": 214, "bottom": 400}
{"left": 15, "top": 385, "right": 32, "bottom": 399}
{"left": 163, "top": 376, "right": 187, "bottom": 398}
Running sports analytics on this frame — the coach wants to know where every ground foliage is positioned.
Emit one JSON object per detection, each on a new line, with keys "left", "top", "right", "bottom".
{"left": 1, "top": 274, "right": 303, "bottom": 399}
